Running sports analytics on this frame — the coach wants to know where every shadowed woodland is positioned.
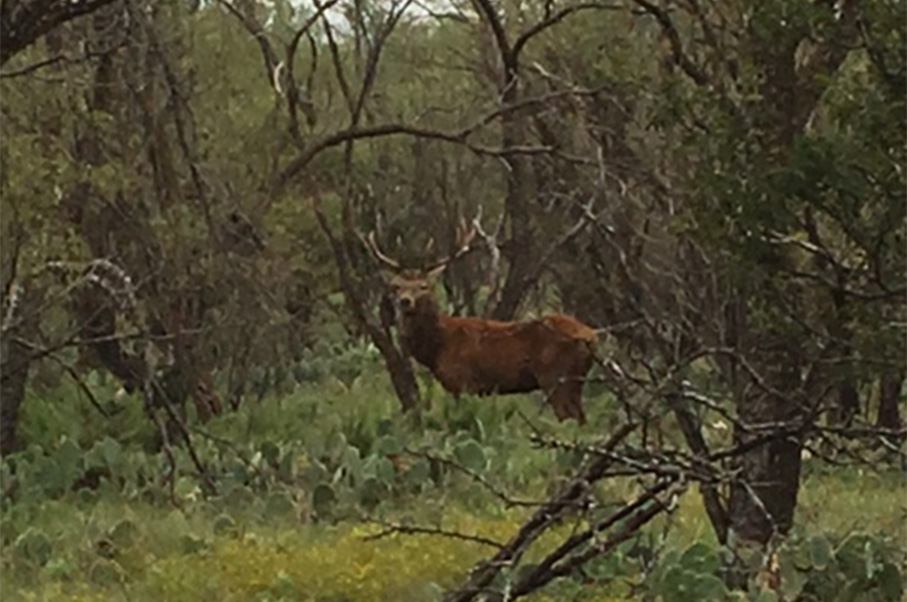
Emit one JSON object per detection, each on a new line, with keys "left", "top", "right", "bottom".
{"left": 1, "top": 0, "right": 905, "bottom": 600}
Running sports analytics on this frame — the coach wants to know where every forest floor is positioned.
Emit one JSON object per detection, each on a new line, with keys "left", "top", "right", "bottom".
{"left": 3, "top": 366, "right": 905, "bottom": 601}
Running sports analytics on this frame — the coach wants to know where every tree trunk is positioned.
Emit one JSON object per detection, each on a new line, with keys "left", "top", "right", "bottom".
{"left": 314, "top": 203, "right": 422, "bottom": 414}
{"left": 384, "top": 348, "right": 422, "bottom": 414}
{"left": 666, "top": 393, "right": 729, "bottom": 543}
{"left": 877, "top": 373, "right": 903, "bottom": 431}
{"left": 0, "top": 286, "right": 41, "bottom": 455}
{"left": 725, "top": 331, "right": 805, "bottom": 588}
{"left": 727, "top": 392, "right": 803, "bottom": 543}
{"left": 719, "top": 291, "right": 806, "bottom": 586}
{"left": 0, "top": 338, "right": 30, "bottom": 455}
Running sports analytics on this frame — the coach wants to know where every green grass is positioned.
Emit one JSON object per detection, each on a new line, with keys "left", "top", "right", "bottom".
{"left": 4, "top": 473, "right": 903, "bottom": 602}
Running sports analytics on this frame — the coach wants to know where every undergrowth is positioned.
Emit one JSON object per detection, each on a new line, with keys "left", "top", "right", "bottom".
{"left": 3, "top": 359, "right": 905, "bottom": 602}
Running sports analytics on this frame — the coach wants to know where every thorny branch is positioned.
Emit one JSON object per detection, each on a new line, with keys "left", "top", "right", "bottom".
{"left": 364, "top": 518, "right": 506, "bottom": 549}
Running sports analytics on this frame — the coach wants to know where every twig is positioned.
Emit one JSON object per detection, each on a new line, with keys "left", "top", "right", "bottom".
{"left": 1, "top": 40, "right": 127, "bottom": 78}
{"left": 364, "top": 518, "right": 506, "bottom": 549}
{"left": 403, "top": 447, "right": 567, "bottom": 509}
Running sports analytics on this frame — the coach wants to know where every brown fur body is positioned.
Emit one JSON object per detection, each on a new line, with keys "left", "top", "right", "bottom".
{"left": 399, "top": 291, "right": 597, "bottom": 423}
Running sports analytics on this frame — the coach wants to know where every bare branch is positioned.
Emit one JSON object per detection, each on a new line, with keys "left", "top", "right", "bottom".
{"left": 216, "top": 0, "right": 280, "bottom": 91}
{"left": 509, "top": 479, "right": 685, "bottom": 597}
{"left": 285, "top": 0, "right": 340, "bottom": 141}
{"left": 274, "top": 122, "right": 554, "bottom": 193}
{"left": 1, "top": 0, "right": 121, "bottom": 65}
{"left": 364, "top": 518, "right": 506, "bottom": 549}
{"left": 632, "top": 0, "right": 709, "bottom": 86}
{"left": 0, "top": 38, "right": 126, "bottom": 78}
{"left": 511, "top": 2, "right": 622, "bottom": 61}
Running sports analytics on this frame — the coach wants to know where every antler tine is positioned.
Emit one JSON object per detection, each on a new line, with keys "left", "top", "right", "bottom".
{"left": 424, "top": 218, "right": 478, "bottom": 272}
{"left": 361, "top": 230, "right": 402, "bottom": 271}
{"left": 456, "top": 218, "right": 477, "bottom": 249}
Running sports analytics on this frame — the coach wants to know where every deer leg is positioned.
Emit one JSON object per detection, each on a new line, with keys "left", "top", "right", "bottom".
{"left": 561, "top": 379, "right": 587, "bottom": 425}
{"left": 568, "top": 384, "right": 587, "bottom": 425}
{"left": 539, "top": 343, "right": 592, "bottom": 424}
{"left": 542, "top": 377, "right": 585, "bottom": 424}
{"left": 548, "top": 387, "right": 572, "bottom": 421}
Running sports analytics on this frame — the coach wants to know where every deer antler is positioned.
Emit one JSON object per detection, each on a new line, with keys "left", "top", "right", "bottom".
{"left": 423, "top": 219, "right": 477, "bottom": 272}
{"left": 360, "top": 217, "right": 476, "bottom": 273}
{"left": 361, "top": 231, "right": 402, "bottom": 271}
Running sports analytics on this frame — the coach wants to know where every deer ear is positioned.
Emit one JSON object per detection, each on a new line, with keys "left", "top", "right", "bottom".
{"left": 425, "top": 265, "right": 447, "bottom": 282}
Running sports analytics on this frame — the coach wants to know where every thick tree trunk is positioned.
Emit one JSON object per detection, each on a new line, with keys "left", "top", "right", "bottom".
{"left": 470, "top": 2, "right": 534, "bottom": 322}
{"left": 834, "top": 382, "right": 860, "bottom": 426}
{"left": 877, "top": 373, "right": 904, "bottom": 431}
{"left": 0, "top": 337, "right": 31, "bottom": 455}
{"left": 727, "top": 398, "right": 803, "bottom": 543}
{"left": 490, "top": 115, "right": 533, "bottom": 321}
{"left": 384, "top": 349, "right": 422, "bottom": 414}
{"left": 719, "top": 295, "right": 806, "bottom": 588}
{"left": 725, "top": 331, "right": 805, "bottom": 592}
{"left": 666, "top": 393, "right": 729, "bottom": 543}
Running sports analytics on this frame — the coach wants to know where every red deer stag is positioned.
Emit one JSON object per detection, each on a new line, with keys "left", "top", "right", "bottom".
{"left": 363, "top": 222, "right": 598, "bottom": 424}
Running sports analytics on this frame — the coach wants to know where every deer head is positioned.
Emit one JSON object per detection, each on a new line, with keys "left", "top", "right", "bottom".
{"left": 362, "top": 220, "right": 476, "bottom": 317}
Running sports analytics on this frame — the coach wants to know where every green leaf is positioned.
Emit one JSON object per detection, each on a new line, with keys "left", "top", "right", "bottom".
{"left": 89, "top": 558, "right": 125, "bottom": 585}
{"left": 751, "top": 590, "right": 779, "bottom": 602}
{"left": 260, "top": 441, "right": 280, "bottom": 466}
{"left": 108, "top": 519, "right": 139, "bottom": 548}
{"left": 312, "top": 483, "right": 336, "bottom": 516}
{"left": 359, "top": 477, "right": 385, "bottom": 508}
{"left": 161, "top": 509, "right": 190, "bottom": 537}
{"left": 212, "top": 514, "right": 237, "bottom": 536}
{"left": 45, "top": 557, "right": 75, "bottom": 580}
{"left": 778, "top": 550, "right": 809, "bottom": 600}
{"left": 0, "top": 517, "right": 16, "bottom": 546}
{"left": 14, "top": 528, "right": 52, "bottom": 566}
{"left": 224, "top": 485, "right": 255, "bottom": 509}
{"left": 423, "top": 582, "right": 445, "bottom": 602}
{"left": 34, "top": 456, "right": 71, "bottom": 498}
{"left": 834, "top": 579, "right": 864, "bottom": 602}
{"left": 454, "top": 439, "right": 486, "bottom": 472}
{"left": 660, "top": 566, "right": 688, "bottom": 602}
{"left": 78, "top": 488, "right": 99, "bottom": 505}
{"left": 101, "top": 437, "right": 122, "bottom": 469}
{"left": 180, "top": 534, "right": 209, "bottom": 555}
{"left": 55, "top": 439, "right": 82, "bottom": 481}
{"left": 303, "top": 459, "right": 328, "bottom": 484}
{"left": 836, "top": 534, "right": 871, "bottom": 579}
{"left": 809, "top": 535, "right": 833, "bottom": 570}
{"left": 374, "top": 457, "right": 396, "bottom": 484}
{"left": 690, "top": 574, "right": 728, "bottom": 600}
{"left": 877, "top": 562, "right": 903, "bottom": 601}
{"left": 175, "top": 477, "right": 200, "bottom": 500}
{"left": 681, "top": 542, "right": 721, "bottom": 575}
{"left": 278, "top": 451, "right": 295, "bottom": 481}
{"left": 265, "top": 491, "right": 297, "bottom": 518}
{"left": 376, "top": 435, "right": 402, "bottom": 456}
{"left": 405, "top": 458, "right": 431, "bottom": 487}
{"left": 328, "top": 431, "right": 348, "bottom": 456}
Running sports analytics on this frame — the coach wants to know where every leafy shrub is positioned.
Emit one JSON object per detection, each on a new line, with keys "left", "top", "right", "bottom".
{"left": 789, "top": 532, "right": 903, "bottom": 602}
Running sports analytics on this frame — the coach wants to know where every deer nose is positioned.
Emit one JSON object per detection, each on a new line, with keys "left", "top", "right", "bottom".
{"left": 399, "top": 297, "right": 413, "bottom": 311}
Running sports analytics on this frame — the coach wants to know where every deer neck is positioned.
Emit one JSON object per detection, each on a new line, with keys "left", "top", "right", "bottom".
{"left": 401, "top": 296, "right": 445, "bottom": 371}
